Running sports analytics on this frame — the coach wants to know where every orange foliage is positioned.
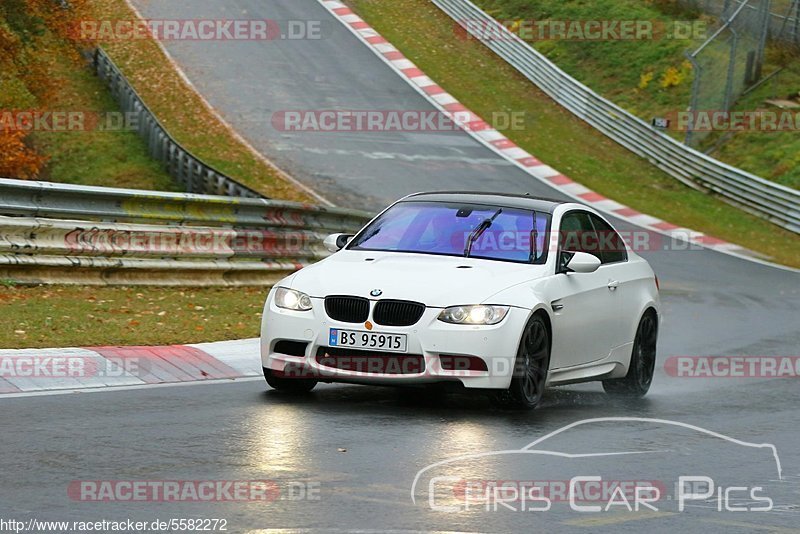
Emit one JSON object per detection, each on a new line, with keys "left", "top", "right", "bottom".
{"left": 0, "top": 0, "right": 92, "bottom": 177}
{"left": 0, "top": 22, "right": 21, "bottom": 64}
{"left": 25, "top": 0, "right": 94, "bottom": 45}
{"left": 0, "top": 129, "right": 48, "bottom": 179}
{"left": 0, "top": 5, "right": 57, "bottom": 102}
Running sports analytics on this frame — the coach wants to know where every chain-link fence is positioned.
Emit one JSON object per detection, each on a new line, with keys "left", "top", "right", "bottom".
{"left": 772, "top": 0, "right": 800, "bottom": 44}
{"left": 682, "top": 0, "right": 776, "bottom": 145}
{"left": 679, "top": 0, "right": 800, "bottom": 43}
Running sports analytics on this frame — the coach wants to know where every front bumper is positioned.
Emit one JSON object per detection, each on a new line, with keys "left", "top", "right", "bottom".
{"left": 260, "top": 289, "right": 529, "bottom": 390}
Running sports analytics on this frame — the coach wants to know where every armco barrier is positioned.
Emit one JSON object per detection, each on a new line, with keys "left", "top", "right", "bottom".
{"left": 432, "top": 0, "right": 800, "bottom": 234}
{"left": 0, "top": 179, "right": 365, "bottom": 228}
{"left": 93, "top": 48, "right": 264, "bottom": 199}
{"left": 0, "top": 179, "right": 372, "bottom": 286}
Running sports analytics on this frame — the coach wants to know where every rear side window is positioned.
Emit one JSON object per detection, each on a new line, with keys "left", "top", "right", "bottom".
{"left": 589, "top": 214, "right": 628, "bottom": 264}
{"left": 559, "top": 211, "right": 601, "bottom": 262}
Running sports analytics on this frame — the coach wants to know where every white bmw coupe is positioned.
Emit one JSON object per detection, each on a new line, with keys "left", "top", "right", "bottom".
{"left": 261, "top": 192, "right": 660, "bottom": 408}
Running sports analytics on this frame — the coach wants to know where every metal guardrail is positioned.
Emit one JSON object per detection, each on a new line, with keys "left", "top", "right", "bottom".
{"left": 0, "top": 179, "right": 372, "bottom": 286}
{"left": 432, "top": 0, "right": 800, "bottom": 234}
{"left": 0, "top": 179, "right": 368, "bottom": 228}
{"left": 93, "top": 48, "right": 264, "bottom": 199}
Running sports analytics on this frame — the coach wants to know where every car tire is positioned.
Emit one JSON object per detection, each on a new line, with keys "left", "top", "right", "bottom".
{"left": 493, "top": 314, "right": 550, "bottom": 409}
{"left": 263, "top": 368, "right": 317, "bottom": 393}
{"left": 603, "top": 310, "right": 658, "bottom": 397}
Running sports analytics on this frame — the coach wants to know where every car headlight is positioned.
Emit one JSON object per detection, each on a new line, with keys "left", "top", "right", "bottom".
{"left": 274, "top": 287, "right": 313, "bottom": 311}
{"left": 438, "top": 305, "right": 509, "bottom": 325}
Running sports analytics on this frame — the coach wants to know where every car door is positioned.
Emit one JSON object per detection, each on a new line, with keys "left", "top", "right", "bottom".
{"left": 547, "top": 210, "right": 621, "bottom": 369}
{"left": 588, "top": 213, "right": 637, "bottom": 350}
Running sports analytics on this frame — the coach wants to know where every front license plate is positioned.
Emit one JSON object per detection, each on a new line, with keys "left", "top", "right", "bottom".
{"left": 329, "top": 329, "right": 408, "bottom": 353}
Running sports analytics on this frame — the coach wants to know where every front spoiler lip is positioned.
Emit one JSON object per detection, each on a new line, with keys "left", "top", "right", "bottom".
{"left": 267, "top": 351, "right": 492, "bottom": 382}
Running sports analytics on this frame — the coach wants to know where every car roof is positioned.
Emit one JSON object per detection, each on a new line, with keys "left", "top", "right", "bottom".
{"left": 402, "top": 191, "right": 567, "bottom": 214}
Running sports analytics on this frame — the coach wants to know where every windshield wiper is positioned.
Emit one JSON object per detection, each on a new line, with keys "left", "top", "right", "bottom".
{"left": 464, "top": 209, "right": 502, "bottom": 258}
{"left": 350, "top": 226, "right": 381, "bottom": 249}
{"left": 529, "top": 211, "right": 539, "bottom": 263}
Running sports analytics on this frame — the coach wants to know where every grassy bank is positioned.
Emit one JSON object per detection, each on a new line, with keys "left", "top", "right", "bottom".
{"left": 0, "top": 285, "right": 266, "bottom": 349}
{"left": 348, "top": 0, "right": 800, "bottom": 268}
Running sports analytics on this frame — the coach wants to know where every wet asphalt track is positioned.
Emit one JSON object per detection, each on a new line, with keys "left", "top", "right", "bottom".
{"left": 2, "top": 0, "right": 799, "bottom": 532}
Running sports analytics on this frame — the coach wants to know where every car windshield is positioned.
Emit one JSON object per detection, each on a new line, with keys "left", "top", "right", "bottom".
{"left": 348, "top": 200, "right": 550, "bottom": 264}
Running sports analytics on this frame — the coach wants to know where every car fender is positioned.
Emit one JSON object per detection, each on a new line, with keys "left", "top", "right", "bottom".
{"left": 631, "top": 297, "right": 661, "bottom": 344}
{"left": 482, "top": 279, "right": 554, "bottom": 356}
{"left": 481, "top": 275, "right": 553, "bottom": 310}
{"left": 510, "top": 304, "right": 554, "bottom": 359}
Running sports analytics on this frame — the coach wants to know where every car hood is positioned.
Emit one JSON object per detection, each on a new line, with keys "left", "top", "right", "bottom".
{"left": 287, "top": 250, "right": 550, "bottom": 307}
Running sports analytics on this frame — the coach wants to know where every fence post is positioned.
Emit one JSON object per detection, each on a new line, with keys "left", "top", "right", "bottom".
{"left": 794, "top": 0, "right": 800, "bottom": 45}
{"left": 723, "top": 27, "right": 739, "bottom": 112}
{"left": 755, "top": 0, "right": 772, "bottom": 81}
{"left": 685, "top": 52, "right": 701, "bottom": 146}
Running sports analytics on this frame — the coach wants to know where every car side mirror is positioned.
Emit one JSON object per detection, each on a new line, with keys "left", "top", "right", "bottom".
{"left": 559, "top": 251, "right": 601, "bottom": 274}
{"left": 323, "top": 233, "right": 354, "bottom": 253}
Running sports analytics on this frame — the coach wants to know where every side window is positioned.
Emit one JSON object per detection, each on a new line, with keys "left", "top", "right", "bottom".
{"left": 559, "top": 211, "right": 601, "bottom": 262}
{"left": 589, "top": 214, "right": 628, "bottom": 264}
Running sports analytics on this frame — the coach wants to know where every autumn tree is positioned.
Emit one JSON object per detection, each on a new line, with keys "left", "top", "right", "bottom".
{"left": 0, "top": 129, "right": 47, "bottom": 179}
{"left": 0, "top": 0, "right": 90, "bottom": 179}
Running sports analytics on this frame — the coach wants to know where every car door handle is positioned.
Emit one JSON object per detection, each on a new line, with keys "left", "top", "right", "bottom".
{"left": 607, "top": 280, "right": 620, "bottom": 291}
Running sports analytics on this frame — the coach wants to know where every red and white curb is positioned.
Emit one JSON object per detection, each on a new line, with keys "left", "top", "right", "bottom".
{"left": 0, "top": 339, "right": 261, "bottom": 396}
{"left": 318, "top": 0, "right": 788, "bottom": 268}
